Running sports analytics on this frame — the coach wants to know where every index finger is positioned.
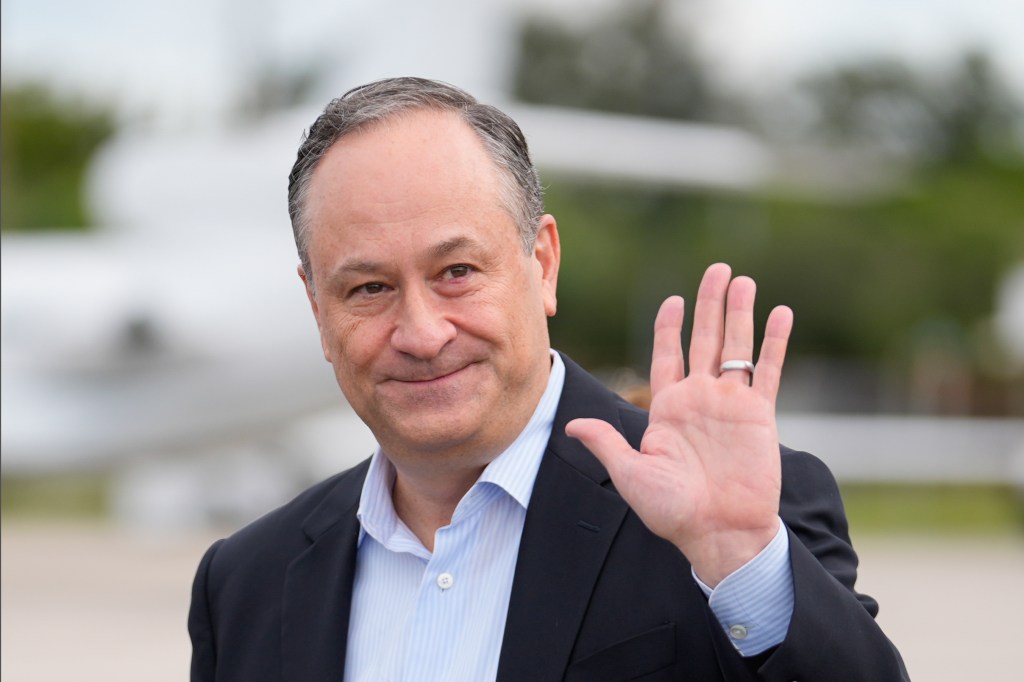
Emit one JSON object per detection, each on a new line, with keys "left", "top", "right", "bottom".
{"left": 650, "top": 295, "right": 685, "bottom": 396}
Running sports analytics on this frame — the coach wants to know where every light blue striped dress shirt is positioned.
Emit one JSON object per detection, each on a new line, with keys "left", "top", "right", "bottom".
{"left": 344, "top": 352, "right": 793, "bottom": 681}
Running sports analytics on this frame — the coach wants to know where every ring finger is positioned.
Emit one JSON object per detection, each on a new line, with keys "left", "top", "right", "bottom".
{"left": 719, "top": 276, "right": 756, "bottom": 386}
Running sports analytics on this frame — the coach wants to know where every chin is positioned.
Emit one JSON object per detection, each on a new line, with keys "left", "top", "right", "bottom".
{"left": 376, "top": 408, "right": 489, "bottom": 455}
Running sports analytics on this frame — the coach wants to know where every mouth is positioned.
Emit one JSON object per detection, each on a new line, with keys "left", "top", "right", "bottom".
{"left": 389, "top": 362, "right": 476, "bottom": 385}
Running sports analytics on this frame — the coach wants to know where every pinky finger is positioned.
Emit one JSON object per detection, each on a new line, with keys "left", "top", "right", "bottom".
{"left": 753, "top": 305, "right": 793, "bottom": 401}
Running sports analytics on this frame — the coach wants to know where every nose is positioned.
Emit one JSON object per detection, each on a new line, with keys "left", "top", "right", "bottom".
{"left": 389, "top": 287, "right": 457, "bottom": 359}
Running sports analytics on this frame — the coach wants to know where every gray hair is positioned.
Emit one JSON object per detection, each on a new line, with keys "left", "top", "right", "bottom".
{"left": 287, "top": 77, "right": 544, "bottom": 286}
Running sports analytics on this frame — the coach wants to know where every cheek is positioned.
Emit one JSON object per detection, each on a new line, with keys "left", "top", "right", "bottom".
{"left": 323, "top": 311, "right": 385, "bottom": 365}
{"left": 458, "top": 287, "right": 541, "bottom": 349}
{"left": 454, "top": 288, "right": 513, "bottom": 328}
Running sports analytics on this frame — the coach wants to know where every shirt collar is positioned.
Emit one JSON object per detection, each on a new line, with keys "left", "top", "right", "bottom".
{"left": 476, "top": 350, "right": 564, "bottom": 509}
{"left": 356, "top": 351, "right": 566, "bottom": 546}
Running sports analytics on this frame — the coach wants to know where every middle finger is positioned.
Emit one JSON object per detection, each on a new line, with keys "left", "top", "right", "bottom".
{"left": 688, "top": 263, "right": 732, "bottom": 376}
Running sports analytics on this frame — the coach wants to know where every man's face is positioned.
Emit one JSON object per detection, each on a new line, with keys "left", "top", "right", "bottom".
{"left": 300, "top": 110, "right": 560, "bottom": 473}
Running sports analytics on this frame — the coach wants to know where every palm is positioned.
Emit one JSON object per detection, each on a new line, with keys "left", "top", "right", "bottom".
{"left": 630, "top": 374, "right": 780, "bottom": 543}
{"left": 566, "top": 263, "right": 793, "bottom": 585}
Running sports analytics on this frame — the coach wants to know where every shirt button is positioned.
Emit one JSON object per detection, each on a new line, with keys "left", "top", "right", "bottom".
{"left": 729, "top": 624, "right": 748, "bottom": 640}
{"left": 436, "top": 572, "right": 454, "bottom": 590}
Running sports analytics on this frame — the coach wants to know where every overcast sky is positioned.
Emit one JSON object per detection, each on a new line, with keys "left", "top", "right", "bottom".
{"left": 3, "top": 0, "right": 1022, "bottom": 127}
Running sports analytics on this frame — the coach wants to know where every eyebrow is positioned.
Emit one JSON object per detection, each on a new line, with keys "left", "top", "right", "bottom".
{"left": 429, "top": 235, "right": 483, "bottom": 260}
{"left": 334, "top": 259, "right": 384, "bottom": 275}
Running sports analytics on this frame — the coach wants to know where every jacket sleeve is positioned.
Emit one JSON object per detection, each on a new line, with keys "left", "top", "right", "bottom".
{"left": 751, "top": 451, "right": 910, "bottom": 681}
{"left": 189, "top": 539, "right": 224, "bottom": 682}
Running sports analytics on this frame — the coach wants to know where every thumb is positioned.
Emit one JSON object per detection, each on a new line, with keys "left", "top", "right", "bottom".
{"left": 565, "top": 418, "right": 637, "bottom": 476}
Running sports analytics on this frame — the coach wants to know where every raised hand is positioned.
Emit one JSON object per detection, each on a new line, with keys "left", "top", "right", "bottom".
{"left": 566, "top": 263, "right": 793, "bottom": 586}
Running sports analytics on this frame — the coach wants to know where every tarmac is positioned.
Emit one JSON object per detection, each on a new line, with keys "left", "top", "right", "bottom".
{"left": 2, "top": 521, "right": 1022, "bottom": 681}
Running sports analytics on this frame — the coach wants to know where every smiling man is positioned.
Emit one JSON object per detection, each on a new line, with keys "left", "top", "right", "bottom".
{"left": 189, "top": 78, "right": 908, "bottom": 681}
{"left": 300, "top": 108, "right": 559, "bottom": 495}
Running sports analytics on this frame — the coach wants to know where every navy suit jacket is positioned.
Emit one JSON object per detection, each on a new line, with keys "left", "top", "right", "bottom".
{"left": 189, "top": 354, "right": 908, "bottom": 681}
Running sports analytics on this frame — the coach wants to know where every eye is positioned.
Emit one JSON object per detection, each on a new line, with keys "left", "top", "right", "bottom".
{"left": 443, "top": 264, "right": 472, "bottom": 280}
{"left": 352, "top": 282, "right": 388, "bottom": 296}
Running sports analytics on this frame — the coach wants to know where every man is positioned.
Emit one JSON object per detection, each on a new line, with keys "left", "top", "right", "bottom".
{"left": 189, "top": 77, "right": 908, "bottom": 681}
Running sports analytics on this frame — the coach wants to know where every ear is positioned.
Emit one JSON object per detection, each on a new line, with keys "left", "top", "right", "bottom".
{"left": 532, "top": 214, "right": 560, "bottom": 317}
{"left": 298, "top": 264, "right": 333, "bottom": 363}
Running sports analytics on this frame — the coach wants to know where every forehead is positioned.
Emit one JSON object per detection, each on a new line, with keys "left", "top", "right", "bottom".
{"left": 305, "top": 109, "right": 505, "bottom": 230}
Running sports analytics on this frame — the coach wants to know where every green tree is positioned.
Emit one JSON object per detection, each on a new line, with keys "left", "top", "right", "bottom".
{"left": 797, "top": 51, "right": 1021, "bottom": 164}
{"left": 1, "top": 84, "right": 115, "bottom": 232}
{"left": 514, "top": 9, "right": 1023, "bottom": 413}
{"left": 514, "top": 0, "right": 722, "bottom": 122}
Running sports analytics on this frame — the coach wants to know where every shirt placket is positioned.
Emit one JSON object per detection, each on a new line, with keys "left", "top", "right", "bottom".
{"left": 399, "top": 485, "right": 496, "bottom": 681}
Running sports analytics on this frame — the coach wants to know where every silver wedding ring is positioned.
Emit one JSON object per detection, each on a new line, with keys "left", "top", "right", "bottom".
{"left": 719, "top": 360, "right": 755, "bottom": 375}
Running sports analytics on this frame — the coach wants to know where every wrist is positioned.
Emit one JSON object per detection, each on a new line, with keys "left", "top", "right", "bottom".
{"left": 684, "top": 517, "right": 781, "bottom": 588}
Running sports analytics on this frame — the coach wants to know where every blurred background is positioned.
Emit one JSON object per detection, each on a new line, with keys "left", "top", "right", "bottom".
{"left": 2, "top": 0, "right": 1022, "bottom": 679}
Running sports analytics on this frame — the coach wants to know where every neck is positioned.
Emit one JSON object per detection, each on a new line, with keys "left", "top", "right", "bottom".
{"left": 385, "top": 352, "right": 556, "bottom": 550}
{"left": 391, "top": 464, "right": 484, "bottom": 551}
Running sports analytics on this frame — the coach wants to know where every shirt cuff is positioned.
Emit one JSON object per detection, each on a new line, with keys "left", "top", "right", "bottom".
{"left": 692, "top": 520, "right": 794, "bottom": 656}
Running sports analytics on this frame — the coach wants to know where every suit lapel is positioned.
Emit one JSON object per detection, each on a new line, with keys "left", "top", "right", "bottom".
{"left": 496, "top": 356, "right": 633, "bottom": 681}
{"left": 282, "top": 461, "right": 368, "bottom": 682}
